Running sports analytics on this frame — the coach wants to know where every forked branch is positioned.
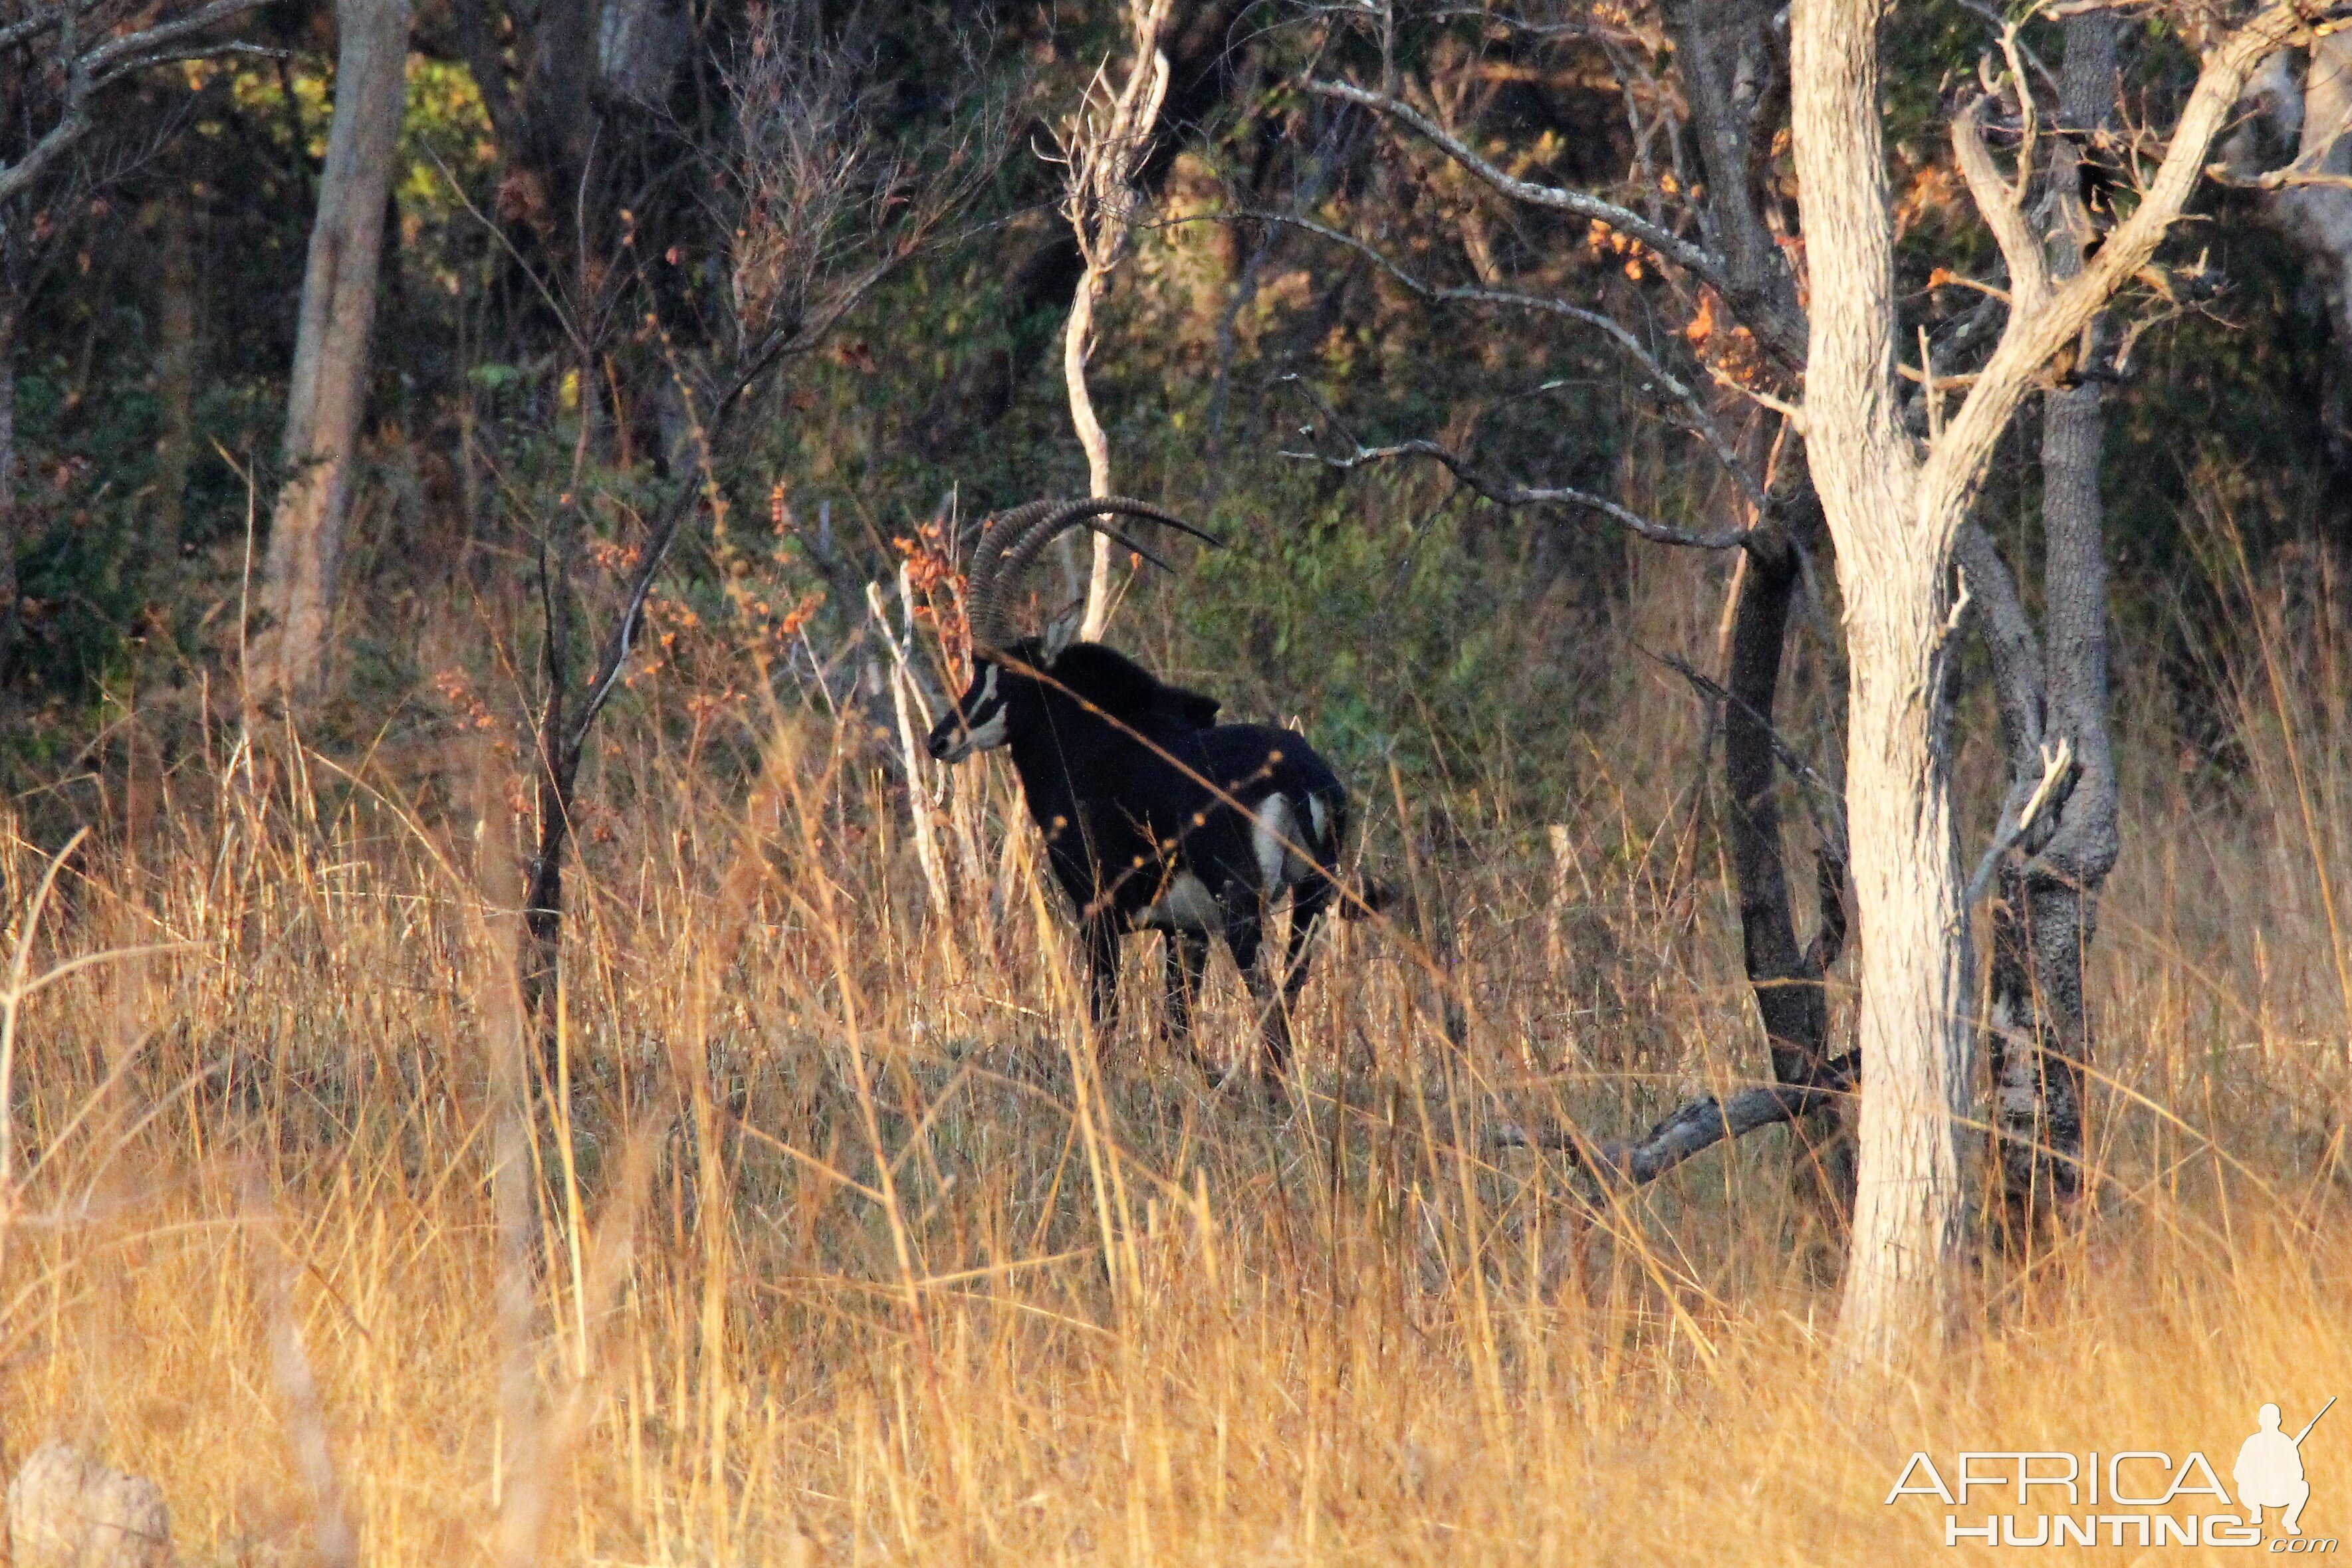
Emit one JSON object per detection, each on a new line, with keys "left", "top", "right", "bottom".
{"left": 0, "top": 0, "right": 276, "bottom": 209}
{"left": 1925, "top": 0, "right": 2319, "bottom": 504}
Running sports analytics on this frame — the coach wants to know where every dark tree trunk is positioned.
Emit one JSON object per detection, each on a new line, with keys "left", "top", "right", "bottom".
{"left": 0, "top": 281, "right": 21, "bottom": 679}
{"left": 1984, "top": 11, "right": 2122, "bottom": 1240}
{"left": 1724, "top": 493, "right": 1854, "bottom": 1232}
{"left": 520, "top": 584, "right": 575, "bottom": 1054}
{"left": 152, "top": 187, "right": 199, "bottom": 578}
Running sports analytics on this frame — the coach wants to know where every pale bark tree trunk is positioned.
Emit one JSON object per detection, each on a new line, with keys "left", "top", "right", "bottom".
{"left": 1297, "top": 0, "right": 2305, "bottom": 1339}
{"left": 1793, "top": 0, "right": 2300, "bottom": 1367}
{"left": 1790, "top": 0, "right": 1975, "bottom": 1367}
{"left": 2277, "top": 36, "right": 2352, "bottom": 319}
{"left": 2228, "top": 39, "right": 2352, "bottom": 468}
{"left": 253, "top": 0, "right": 410, "bottom": 711}
{"left": 1064, "top": 267, "right": 1116, "bottom": 614}
{"left": 1061, "top": 0, "right": 1170, "bottom": 641}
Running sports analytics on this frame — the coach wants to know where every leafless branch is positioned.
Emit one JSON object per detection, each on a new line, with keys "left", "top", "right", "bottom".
{"left": 1954, "top": 94, "right": 2052, "bottom": 316}
{"left": 1638, "top": 641, "right": 1848, "bottom": 830}
{"left": 1282, "top": 406, "right": 1754, "bottom": 551}
{"left": 1922, "top": 0, "right": 2317, "bottom": 499}
{"left": 519, "top": 0, "right": 1006, "bottom": 1035}
{"left": 1963, "top": 737, "right": 2077, "bottom": 908}
{"left": 0, "top": 0, "right": 275, "bottom": 207}
{"left": 1955, "top": 522, "right": 2046, "bottom": 764}
{"left": 1307, "top": 76, "right": 1735, "bottom": 296}
{"left": 2209, "top": 94, "right": 2352, "bottom": 185}
{"left": 1242, "top": 209, "right": 1770, "bottom": 513}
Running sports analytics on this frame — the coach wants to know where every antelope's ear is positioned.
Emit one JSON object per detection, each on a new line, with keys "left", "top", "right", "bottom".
{"left": 1166, "top": 686, "right": 1221, "bottom": 727}
{"left": 1040, "top": 604, "right": 1085, "bottom": 661}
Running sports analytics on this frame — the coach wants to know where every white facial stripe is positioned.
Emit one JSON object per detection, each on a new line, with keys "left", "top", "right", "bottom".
{"left": 963, "top": 708, "right": 1010, "bottom": 751}
{"left": 957, "top": 664, "right": 1009, "bottom": 750}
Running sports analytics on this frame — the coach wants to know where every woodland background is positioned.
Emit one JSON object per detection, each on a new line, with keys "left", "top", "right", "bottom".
{"left": 10, "top": 0, "right": 2339, "bottom": 775}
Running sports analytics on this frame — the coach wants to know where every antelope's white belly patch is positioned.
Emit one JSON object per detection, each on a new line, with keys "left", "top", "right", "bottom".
{"left": 1137, "top": 871, "right": 1220, "bottom": 932}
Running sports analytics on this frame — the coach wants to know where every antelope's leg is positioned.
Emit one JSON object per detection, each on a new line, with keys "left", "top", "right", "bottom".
{"left": 1082, "top": 917, "right": 1123, "bottom": 1042}
{"left": 1162, "top": 929, "right": 1215, "bottom": 1074}
{"left": 1279, "top": 877, "right": 1336, "bottom": 1010}
{"left": 1222, "top": 895, "right": 1292, "bottom": 1081}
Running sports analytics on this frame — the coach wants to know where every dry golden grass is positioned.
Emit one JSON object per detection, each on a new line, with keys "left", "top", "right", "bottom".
{"left": 1, "top": 536, "right": 2348, "bottom": 1566}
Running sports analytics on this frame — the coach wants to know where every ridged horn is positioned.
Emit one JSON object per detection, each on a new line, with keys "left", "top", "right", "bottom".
{"left": 960, "top": 499, "right": 1061, "bottom": 649}
{"left": 964, "top": 497, "right": 1218, "bottom": 651}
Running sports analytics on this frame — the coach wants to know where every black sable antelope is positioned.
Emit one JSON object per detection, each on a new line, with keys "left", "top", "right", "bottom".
{"left": 924, "top": 497, "right": 1377, "bottom": 1082}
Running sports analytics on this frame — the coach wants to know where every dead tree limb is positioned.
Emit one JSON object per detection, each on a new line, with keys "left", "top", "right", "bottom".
{"left": 1529, "top": 1052, "right": 1859, "bottom": 1188}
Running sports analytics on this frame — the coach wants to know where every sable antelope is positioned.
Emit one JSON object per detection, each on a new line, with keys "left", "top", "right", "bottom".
{"left": 924, "top": 496, "right": 1374, "bottom": 1081}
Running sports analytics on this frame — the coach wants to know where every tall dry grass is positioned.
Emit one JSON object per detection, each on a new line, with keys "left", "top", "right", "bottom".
{"left": 0, "top": 528, "right": 2346, "bottom": 1566}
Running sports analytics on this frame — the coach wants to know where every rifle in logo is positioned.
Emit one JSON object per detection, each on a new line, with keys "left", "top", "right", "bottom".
{"left": 2236, "top": 1397, "right": 2333, "bottom": 1537}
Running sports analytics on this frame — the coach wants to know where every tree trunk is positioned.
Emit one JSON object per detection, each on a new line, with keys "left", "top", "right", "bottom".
{"left": 1790, "top": 0, "right": 1972, "bottom": 1365}
{"left": 912, "top": 0, "right": 1248, "bottom": 463}
{"left": 0, "top": 282, "right": 19, "bottom": 680}
{"left": 1831, "top": 540, "right": 1972, "bottom": 1363}
{"left": 253, "top": 0, "right": 410, "bottom": 711}
{"left": 2251, "top": 37, "right": 2352, "bottom": 473}
{"left": 151, "top": 187, "right": 199, "bottom": 580}
{"left": 1988, "top": 11, "right": 2121, "bottom": 1238}
{"left": 1066, "top": 269, "right": 1117, "bottom": 633}
{"left": 1724, "top": 514, "right": 1855, "bottom": 1241}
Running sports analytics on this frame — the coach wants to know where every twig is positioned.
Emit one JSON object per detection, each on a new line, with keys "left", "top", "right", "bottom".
{"left": 0, "top": 0, "right": 274, "bottom": 207}
{"left": 1963, "top": 735, "right": 2077, "bottom": 908}
{"left": 1281, "top": 387, "right": 1755, "bottom": 552}
{"left": 1635, "top": 641, "right": 1849, "bottom": 835}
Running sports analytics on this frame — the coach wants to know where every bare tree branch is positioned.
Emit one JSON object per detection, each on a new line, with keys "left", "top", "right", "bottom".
{"left": 1955, "top": 522, "right": 2047, "bottom": 767}
{"left": 1241, "top": 209, "right": 1770, "bottom": 514}
{"left": 1963, "top": 736, "right": 2077, "bottom": 908}
{"left": 0, "top": 0, "right": 275, "bottom": 208}
{"left": 1923, "top": 0, "right": 2319, "bottom": 511}
{"left": 1952, "top": 94, "right": 2052, "bottom": 316}
{"left": 1307, "top": 76, "right": 1736, "bottom": 296}
{"left": 1282, "top": 411, "right": 1756, "bottom": 551}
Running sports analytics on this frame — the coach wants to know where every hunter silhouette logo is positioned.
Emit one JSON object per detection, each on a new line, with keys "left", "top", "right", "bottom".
{"left": 2238, "top": 1399, "right": 2333, "bottom": 1539}
{"left": 1885, "top": 1395, "right": 2337, "bottom": 1549}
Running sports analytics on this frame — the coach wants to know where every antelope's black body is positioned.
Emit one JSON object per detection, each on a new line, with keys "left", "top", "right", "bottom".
{"left": 927, "top": 634, "right": 1359, "bottom": 1079}
{"left": 927, "top": 495, "right": 1375, "bottom": 1081}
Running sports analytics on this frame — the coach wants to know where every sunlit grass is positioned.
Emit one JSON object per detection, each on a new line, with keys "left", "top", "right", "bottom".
{"left": 2, "top": 536, "right": 2347, "bottom": 1565}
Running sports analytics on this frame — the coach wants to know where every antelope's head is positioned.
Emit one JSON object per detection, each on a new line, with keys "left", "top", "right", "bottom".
{"left": 924, "top": 497, "right": 1217, "bottom": 764}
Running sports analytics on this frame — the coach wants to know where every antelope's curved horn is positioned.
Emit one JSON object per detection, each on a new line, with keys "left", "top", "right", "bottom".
{"left": 967, "top": 497, "right": 1219, "bottom": 651}
{"left": 962, "top": 499, "right": 1063, "bottom": 651}
{"left": 960, "top": 498, "right": 1060, "bottom": 638}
